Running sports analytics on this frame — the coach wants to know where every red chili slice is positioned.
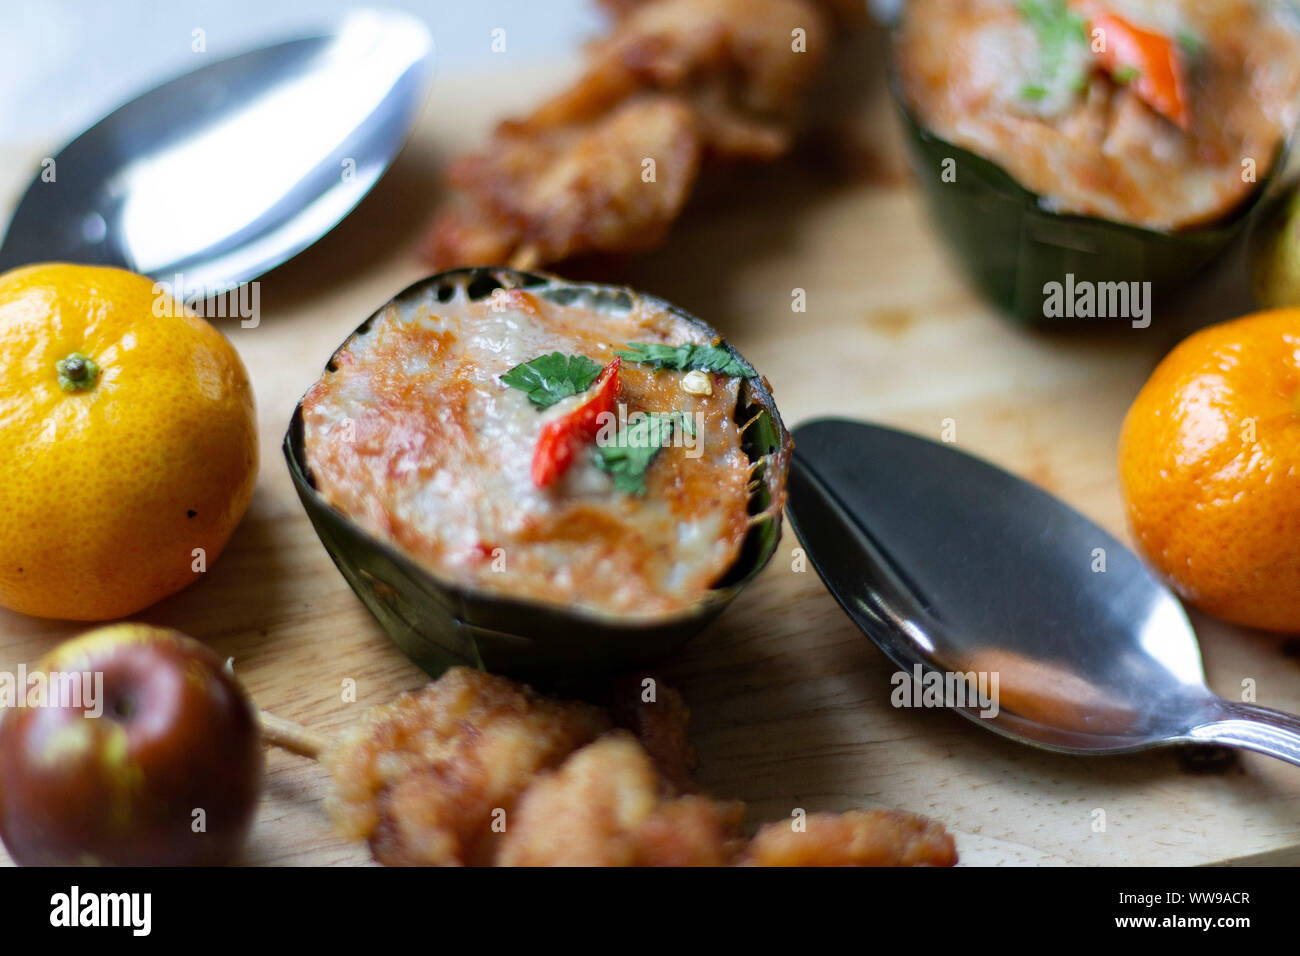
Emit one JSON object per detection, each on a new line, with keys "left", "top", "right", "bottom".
{"left": 1073, "top": 4, "right": 1191, "bottom": 129}
{"left": 531, "top": 357, "right": 621, "bottom": 488}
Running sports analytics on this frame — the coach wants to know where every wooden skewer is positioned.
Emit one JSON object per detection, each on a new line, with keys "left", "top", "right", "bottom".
{"left": 508, "top": 244, "right": 541, "bottom": 272}
{"left": 259, "top": 709, "right": 329, "bottom": 760}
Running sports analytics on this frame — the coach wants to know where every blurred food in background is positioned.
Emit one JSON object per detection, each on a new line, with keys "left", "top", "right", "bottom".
{"left": 426, "top": 0, "right": 850, "bottom": 270}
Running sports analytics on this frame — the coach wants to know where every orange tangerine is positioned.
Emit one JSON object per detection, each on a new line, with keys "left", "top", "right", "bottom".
{"left": 1119, "top": 310, "right": 1300, "bottom": 632}
{"left": 0, "top": 264, "right": 257, "bottom": 620}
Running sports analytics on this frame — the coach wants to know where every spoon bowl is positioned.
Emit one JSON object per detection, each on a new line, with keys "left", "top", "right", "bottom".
{"left": 0, "top": 8, "right": 433, "bottom": 292}
{"left": 787, "top": 419, "right": 1300, "bottom": 766}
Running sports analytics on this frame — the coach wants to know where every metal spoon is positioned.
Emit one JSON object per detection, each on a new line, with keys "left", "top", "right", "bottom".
{"left": 0, "top": 8, "right": 433, "bottom": 292}
{"left": 786, "top": 418, "right": 1300, "bottom": 767}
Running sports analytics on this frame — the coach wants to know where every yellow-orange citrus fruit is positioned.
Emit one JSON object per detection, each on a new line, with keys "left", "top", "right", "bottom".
{"left": 1119, "top": 310, "right": 1300, "bottom": 632}
{"left": 0, "top": 264, "right": 257, "bottom": 620}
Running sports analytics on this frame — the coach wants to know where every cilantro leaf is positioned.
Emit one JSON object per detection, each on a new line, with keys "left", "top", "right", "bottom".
{"left": 1177, "top": 30, "right": 1204, "bottom": 57}
{"left": 592, "top": 411, "right": 685, "bottom": 496}
{"left": 501, "top": 352, "right": 604, "bottom": 409}
{"left": 615, "top": 342, "right": 755, "bottom": 378}
{"left": 1015, "top": 0, "right": 1089, "bottom": 103}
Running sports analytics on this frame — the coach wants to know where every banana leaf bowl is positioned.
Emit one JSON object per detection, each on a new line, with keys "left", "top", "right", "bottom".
{"left": 284, "top": 267, "right": 792, "bottom": 681}
{"left": 888, "top": 63, "right": 1287, "bottom": 326}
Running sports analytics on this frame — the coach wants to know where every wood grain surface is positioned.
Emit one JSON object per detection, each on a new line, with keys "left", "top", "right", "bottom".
{"left": 2, "top": 25, "right": 1298, "bottom": 867}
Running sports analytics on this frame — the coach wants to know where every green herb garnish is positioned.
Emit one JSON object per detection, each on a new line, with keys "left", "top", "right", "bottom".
{"left": 615, "top": 342, "right": 755, "bottom": 378}
{"left": 1016, "top": 0, "right": 1089, "bottom": 103}
{"left": 1177, "top": 30, "right": 1204, "bottom": 57}
{"left": 501, "top": 352, "right": 604, "bottom": 409}
{"left": 1112, "top": 65, "right": 1141, "bottom": 85}
{"left": 593, "top": 411, "right": 688, "bottom": 495}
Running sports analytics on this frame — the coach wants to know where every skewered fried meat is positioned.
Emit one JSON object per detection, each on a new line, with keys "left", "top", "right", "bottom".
{"left": 519, "top": 0, "right": 829, "bottom": 160}
{"left": 497, "top": 734, "right": 956, "bottom": 867}
{"left": 597, "top": 0, "right": 867, "bottom": 30}
{"left": 608, "top": 673, "right": 698, "bottom": 792}
{"left": 428, "top": 96, "right": 700, "bottom": 271}
{"left": 323, "top": 667, "right": 608, "bottom": 866}
{"left": 497, "top": 733, "right": 745, "bottom": 866}
{"left": 318, "top": 666, "right": 958, "bottom": 867}
{"left": 426, "top": 0, "right": 833, "bottom": 270}
{"left": 738, "top": 810, "right": 959, "bottom": 867}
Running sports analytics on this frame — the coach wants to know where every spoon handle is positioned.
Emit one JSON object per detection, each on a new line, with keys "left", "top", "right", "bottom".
{"left": 1188, "top": 702, "right": 1300, "bottom": 767}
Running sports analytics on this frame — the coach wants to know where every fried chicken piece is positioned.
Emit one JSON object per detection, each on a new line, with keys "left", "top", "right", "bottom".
{"left": 321, "top": 668, "right": 956, "bottom": 868}
{"left": 598, "top": 0, "right": 865, "bottom": 32}
{"left": 497, "top": 733, "right": 746, "bottom": 866}
{"left": 323, "top": 667, "right": 608, "bottom": 866}
{"left": 597, "top": 0, "right": 657, "bottom": 17}
{"left": 738, "top": 810, "right": 959, "bottom": 867}
{"left": 520, "top": 0, "right": 829, "bottom": 161}
{"left": 428, "top": 95, "right": 700, "bottom": 269}
{"left": 427, "top": 0, "right": 832, "bottom": 270}
{"left": 609, "top": 673, "right": 698, "bottom": 792}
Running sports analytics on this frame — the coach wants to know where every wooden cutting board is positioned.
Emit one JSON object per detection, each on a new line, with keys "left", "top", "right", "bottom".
{"left": 2, "top": 24, "right": 1298, "bottom": 867}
